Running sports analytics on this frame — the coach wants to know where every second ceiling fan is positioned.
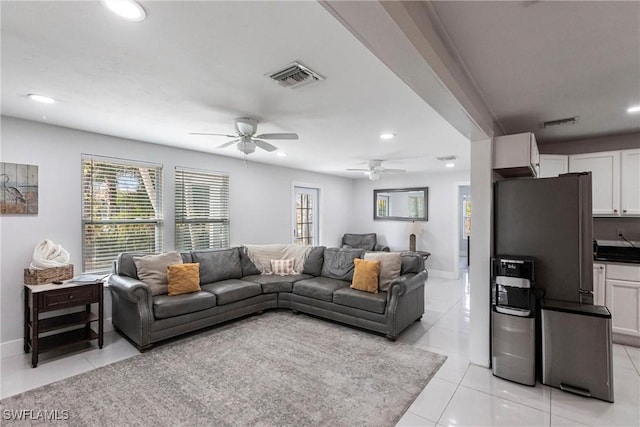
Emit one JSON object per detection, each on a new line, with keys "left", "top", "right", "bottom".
{"left": 190, "top": 117, "right": 298, "bottom": 155}
{"left": 347, "top": 160, "right": 406, "bottom": 181}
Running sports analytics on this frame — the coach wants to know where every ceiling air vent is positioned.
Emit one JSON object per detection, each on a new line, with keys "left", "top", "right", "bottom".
{"left": 540, "top": 116, "right": 579, "bottom": 129}
{"left": 436, "top": 155, "right": 458, "bottom": 161}
{"left": 267, "top": 62, "right": 325, "bottom": 89}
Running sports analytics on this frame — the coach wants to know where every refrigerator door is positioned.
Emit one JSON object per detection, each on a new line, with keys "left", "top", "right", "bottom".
{"left": 494, "top": 174, "right": 593, "bottom": 303}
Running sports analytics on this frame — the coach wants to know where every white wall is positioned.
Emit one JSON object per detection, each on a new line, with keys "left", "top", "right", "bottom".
{"left": 350, "top": 170, "right": 470, "bottom": 278}
{"left": 469, "top": 138, "right": 493, "bottom": 368}
{"left": 0, "top": 116, "right": 354, "bottom": 350}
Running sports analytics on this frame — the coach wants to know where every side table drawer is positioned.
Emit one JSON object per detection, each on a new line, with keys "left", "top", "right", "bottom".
{"left": 40, "top": 285, "right": 99, "bottom": 310}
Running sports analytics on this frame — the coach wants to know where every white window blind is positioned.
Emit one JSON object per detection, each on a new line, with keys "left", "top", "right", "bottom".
{"left": 175, "top": 167, "right": 230, "bottom": 251}
{"left": 82, "top": 155, "right": 163, "bottom": 273}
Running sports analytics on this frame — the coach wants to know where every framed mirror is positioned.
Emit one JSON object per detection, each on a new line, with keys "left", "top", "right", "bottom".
{"left": 374, "top": 187, "right": 428, "bottom": 221}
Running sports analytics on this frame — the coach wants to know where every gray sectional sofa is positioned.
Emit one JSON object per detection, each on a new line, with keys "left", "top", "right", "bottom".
{"left": 108, "top": 246, "right": 427, "bottom": 351}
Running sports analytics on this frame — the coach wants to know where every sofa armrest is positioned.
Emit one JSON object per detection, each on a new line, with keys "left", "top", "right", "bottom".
{"left": 374, "top": 244, "right": 390, "bottom": 252}
{"left": 108, "top": 274, "right": 151, "bottom": 304}
{"left": 386, "top": 270, "right": 428, "bottom": 338}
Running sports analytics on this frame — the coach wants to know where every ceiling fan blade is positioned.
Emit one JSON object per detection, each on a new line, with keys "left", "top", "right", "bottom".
{"left": 254, "top": 139, "right": 278, "bottom": 152}
{"left": 254, "top": 133, "right": 299, "bottom": 140}
{"left": 383, "top": 169, "right": 407, "bottom": 174}
{"left": 346, "top": 168, "right": 370, "bottom": 172}
{"left": 216, "top": 139, "right": 239, "bottom": 149}
{"left": 189, "top": 132, "right": 237, "bottom": 138}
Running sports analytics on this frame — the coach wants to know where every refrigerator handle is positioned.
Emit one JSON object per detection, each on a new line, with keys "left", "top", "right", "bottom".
{"left": 578, "top": 289, "right": 593, "bottom": 305}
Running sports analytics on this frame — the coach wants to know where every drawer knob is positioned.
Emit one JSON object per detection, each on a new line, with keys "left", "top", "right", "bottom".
{"left": 623, "top": 209, "right": 627, "bottom": 213}
{"left": 614, "top": 209, "right": 618, "bottom": 213}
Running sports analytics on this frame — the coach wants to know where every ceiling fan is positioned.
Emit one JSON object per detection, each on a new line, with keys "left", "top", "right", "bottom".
{"left": 190, "top": 117, "right": 298, "bottom": 155}
{"left": 347, "top": 160, "right": 406, "bottom": 181}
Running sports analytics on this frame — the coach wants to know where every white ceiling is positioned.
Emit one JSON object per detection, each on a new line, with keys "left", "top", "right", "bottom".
{"left": 0, "top": 1, "right": 470, "bottom": 177}
{"left": 430, "top": 1, "right": 640, "bottom": 144}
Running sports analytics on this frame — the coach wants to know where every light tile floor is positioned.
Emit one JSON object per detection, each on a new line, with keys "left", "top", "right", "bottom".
{"left": 396, "top": 271, "right": 640, "bottom": 427}
{"left": 2, "top": 272, "right": 639, "bottom": 427}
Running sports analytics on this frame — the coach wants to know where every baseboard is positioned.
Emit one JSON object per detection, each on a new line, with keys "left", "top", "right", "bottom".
{"left": 1, "top": 317, "right": 113, "bottom": 359}
{"left": 428, "top": 269, "right": 457, "bottom": 280}
{"left": 613, "top": 333, "right": 640, "bottom": 347}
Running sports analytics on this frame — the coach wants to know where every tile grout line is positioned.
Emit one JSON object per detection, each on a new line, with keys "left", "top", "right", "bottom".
{"left": 624, "top": 346, "right": 640, "bottom": 376}
{"left": 457, "top": 381, "right": 552, "bottom": 415}
{"left": 434, "top": 362, "right": 472, "bottom": 425}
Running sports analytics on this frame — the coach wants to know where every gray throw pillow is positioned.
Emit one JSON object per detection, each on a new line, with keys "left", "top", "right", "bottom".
{"left": 133, "top": 252, "right": 183, "bottom": 296}
{"left": 364, "top": 252, "right": 402, "bottom": 291}
{"left": 303, "top": 246, "right": 325, "bottom": 276}
{"left": 321, "top": 248, "right": 364, "bottom": 281}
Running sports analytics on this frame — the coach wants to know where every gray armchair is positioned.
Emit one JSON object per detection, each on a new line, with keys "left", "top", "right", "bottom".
{"left": 341, "top": 233, "right": 390, "bottom": 252}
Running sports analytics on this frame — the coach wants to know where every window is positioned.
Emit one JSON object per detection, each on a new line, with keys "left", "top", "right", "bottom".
{"left": 82, "top": 155, "right": 163, "bottom": 273}
{"left": 293, "top": 186, "right": 319, "bottom": 246}
{"left": 175, "top": 167, "right": 230, "bottom": 251}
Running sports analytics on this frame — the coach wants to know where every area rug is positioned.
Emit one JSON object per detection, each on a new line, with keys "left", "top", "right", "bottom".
{"left": 1, "top": 311, "right": 446, "bottom": 426}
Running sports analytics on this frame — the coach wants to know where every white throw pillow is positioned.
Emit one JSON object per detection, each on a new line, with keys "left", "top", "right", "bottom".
{"left": 270, "top": 258, "right": 295, "bottom": 276}
{"left": 364, "top": 252, "right": 402, "bottom": 292}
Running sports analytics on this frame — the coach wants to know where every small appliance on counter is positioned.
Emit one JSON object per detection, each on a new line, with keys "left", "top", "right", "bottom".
{"left": 541, "top": 299, "right": 614, "bottom": 402}
{"left": 491, "top": 256, "right": 538, "bottom": 386}
{"left": 594, "top": 239, "right": 640, "bottom": 264}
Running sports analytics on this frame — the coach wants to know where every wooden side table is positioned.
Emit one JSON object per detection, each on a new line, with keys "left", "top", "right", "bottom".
{"left": 24, "top": 281, "right": 103, "bottom": 368}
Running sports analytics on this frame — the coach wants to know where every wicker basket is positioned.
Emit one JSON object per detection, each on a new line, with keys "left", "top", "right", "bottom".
{"left": 24, "top": 265, "right": 74, "bottom": 285}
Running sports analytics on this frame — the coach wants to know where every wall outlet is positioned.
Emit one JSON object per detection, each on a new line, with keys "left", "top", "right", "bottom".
{"left": 616, "top": 228, "right": 626, "bottom": 238}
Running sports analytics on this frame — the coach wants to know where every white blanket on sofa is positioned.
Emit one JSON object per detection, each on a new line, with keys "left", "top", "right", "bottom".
{"left": 244, "top": 244, "right": 311, "bottom": 274}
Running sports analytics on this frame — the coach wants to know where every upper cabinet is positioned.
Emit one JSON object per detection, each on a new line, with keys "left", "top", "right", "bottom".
{"left": 569, "top": 151, "right": 621, "bottom": 216}
{"left": 621, "top": 149, "right": 640, "bottom": 216}
{"left": 493, "top": 132, "right": 539, "bottom": 178}
{"left": 539, "top": 154, "right": 569, "bottom": 178}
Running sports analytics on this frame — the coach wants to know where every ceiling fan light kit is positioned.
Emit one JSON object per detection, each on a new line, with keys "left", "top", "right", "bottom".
{"left": 189, "top": 117, "right": 298, "bottom": 156}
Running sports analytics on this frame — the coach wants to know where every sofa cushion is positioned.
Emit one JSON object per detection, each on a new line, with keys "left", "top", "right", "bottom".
{"left": 133, "top": 252, "right": 184, "bottom": 296}
{"left": 239, "top": 246, "right": 261, "bottom": 276}
{"left": 152, "top": 291, "right": 216, "bottom": 319}
{"left": 333, "top": 287, "right": 387, "bottom": 314}
{"left": 303, "top": 246, "right": 325, "bottom": 276}
{"left": 167, "top": 263, "right": 201, "bottom": 296}
{"left": 351, "top": 258, "right": 381, "bottom": 294}
{"left": 321, "top": 248, "right": 364, "bottom": 281}
{"left": 293, "top": 277, "right": 349, "bottom": 302}
{"left": 192, "top": 248, "right": 242, "bottom": 284}
{"left": 365, "top": 252, "right": 402, "bottom": 292}
{"left": 243, "top": 274, "right": 312, "bottom": 294}
{"left": 116, "top": 252, "right": 191, "bottom": 279}
{"left": 200, "top": 279, "right": 262, "bottom": 305}
{"left": 401, "top": 253, "right": 425, "bottom": 275}
{"left": 342, "top": 233, "right": 377, "bottom": 251}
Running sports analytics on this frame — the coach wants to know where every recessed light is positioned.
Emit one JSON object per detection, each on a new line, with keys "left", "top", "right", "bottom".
{"left": 627, "top": 104, "right": 640, "bottom": 114}
{"left": 277, "top": 152, "right": 287, "bottom": 157}
{"left": 445, "top": 163, "right": 455, "bottom": 168}
{"left": 101, "top": 0, "right": 146, "bottom": 22}
{"left": 380, "top": 133, "right": 395, "bottom": 140}
{"left": 27, "top": 94, "right": 55, "bottom": 104}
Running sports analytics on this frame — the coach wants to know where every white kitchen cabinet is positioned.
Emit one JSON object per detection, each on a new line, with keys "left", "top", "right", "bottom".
{"left": 493, "top": 132, "right": 539, "bottom": 178}
{"left": 569, "top": 151, "right": 620, "bottom": 216}
{"left": 621, "top": 149, "right": 640, "bottom": 216}
{"left": 539, "top": 154, "right": 569, "bottom": 178}
{"left": 605, "top": 263, "right": 640, "bottom": 338}
{"left": 593, "top": 263, "right": 606, "bottom": 306}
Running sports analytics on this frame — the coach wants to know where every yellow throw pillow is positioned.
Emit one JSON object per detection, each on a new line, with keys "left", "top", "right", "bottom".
{"left": 167, "top": 263, "right": 201, "bottom": 296}
{"left": 351, "top": 258, "right": 381, "bottom": 294}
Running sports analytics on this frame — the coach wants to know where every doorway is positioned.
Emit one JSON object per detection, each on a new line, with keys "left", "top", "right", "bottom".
{"left": 293, "top": 186, "right": 319, "bottom": 246}
{"left": 459, "top": 185, "right": 471, "bottom": 271}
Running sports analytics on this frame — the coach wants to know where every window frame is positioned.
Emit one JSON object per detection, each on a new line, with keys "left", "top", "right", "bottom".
{"left": 81, "top": 154, "right": 163, "bottom": 273}
{"left": 174, "top": 166, "right": 230, "bottom": 251}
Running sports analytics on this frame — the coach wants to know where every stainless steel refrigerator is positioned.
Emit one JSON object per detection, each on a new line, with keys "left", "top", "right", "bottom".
{"left": 494, "top": 173, "right": 594, "bottom": 303}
